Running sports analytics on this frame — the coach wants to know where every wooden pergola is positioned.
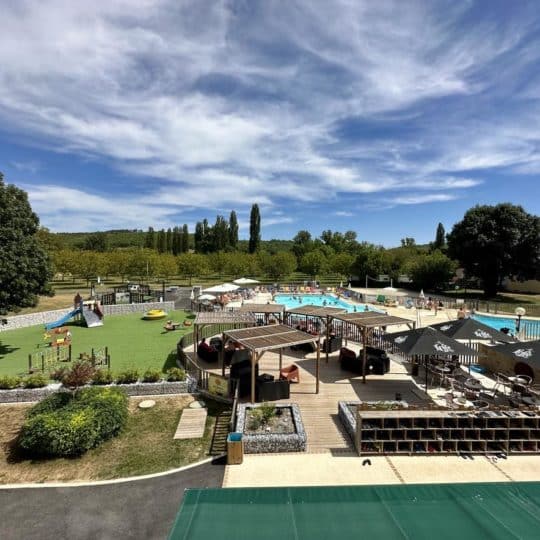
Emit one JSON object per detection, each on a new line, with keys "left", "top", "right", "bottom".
{"left": 223, "top": 324, "right": 321, "bottom": 403}
{"left": 284, "top": 305, "right": 347, "bottom": 363}
{"left": 333, "top": 312, "right": 415, "bottom": 384}
{"left": 235, "top": 303, "right": 286, "bottom": 324}
{"left": 193, "top": 311, "right": 257, "bottom": 355}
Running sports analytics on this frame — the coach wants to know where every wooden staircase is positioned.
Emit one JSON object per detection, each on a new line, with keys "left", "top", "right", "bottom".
{"left": 209, "top": 409, "right": 232, "bottom": 455}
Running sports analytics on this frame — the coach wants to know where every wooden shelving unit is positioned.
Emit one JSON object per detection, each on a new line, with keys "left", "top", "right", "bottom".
{"left": 355, "top": 409, "right": 540, "bottom": 456}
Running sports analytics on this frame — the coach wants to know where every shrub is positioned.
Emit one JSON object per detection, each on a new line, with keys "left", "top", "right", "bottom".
{"left": 49, "top": 367, "right": 68, "bottom": 382}
{"left": 23, "top": 373, "right": 48, "bottom": 388}
{"left": 18, "top": 387, "right": 128, "bottom": 457}
{"left": 61, "top": 360, "right": 96, "bottom": 391}
{"left": 142, "top": 369, "right": 162, "bottom": 383}
{"left": 91, "top": 369, "right": 114, "bottom": 385}
{"left": 0, "top": 375, "right": 22, "bottom": 390}
{"left": 115, "top": 369, "right": 139, "bottom": 384}
{"left": 166, "top": 367, "right": 186, "bottom": 382}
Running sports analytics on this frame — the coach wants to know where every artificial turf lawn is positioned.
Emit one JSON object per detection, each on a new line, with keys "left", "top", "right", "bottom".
{"left": 0, "top": 310, "right": 193, "bottom": 376}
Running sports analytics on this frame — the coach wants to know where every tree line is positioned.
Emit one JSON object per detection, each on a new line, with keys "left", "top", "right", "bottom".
{"left": 2, "top": 169, "right": 539, "bottom": 314}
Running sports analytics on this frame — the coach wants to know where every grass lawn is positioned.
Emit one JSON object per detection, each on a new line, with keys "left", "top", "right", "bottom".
{"left": 0, "top": 310, "right": 194, "bottom": 377}
{"left": 0, "top": 396, "right": 227, "bottom": 483}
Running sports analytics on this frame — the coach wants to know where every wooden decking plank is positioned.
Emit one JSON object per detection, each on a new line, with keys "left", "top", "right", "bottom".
{"left": 174, "top": 408, "right": 207, "bottom": 439}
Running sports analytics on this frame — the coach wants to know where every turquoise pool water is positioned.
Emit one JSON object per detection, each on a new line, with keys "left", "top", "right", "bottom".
{"left": 274, "top": 294, "right": 377, "bottom": 313}
{"left": 473, "top": 313, "right": 534, "bottom": 332}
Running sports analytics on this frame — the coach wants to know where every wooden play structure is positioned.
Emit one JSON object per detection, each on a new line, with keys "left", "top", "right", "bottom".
{"left": 78, "top": 346, "right": 111, "bottom": 368}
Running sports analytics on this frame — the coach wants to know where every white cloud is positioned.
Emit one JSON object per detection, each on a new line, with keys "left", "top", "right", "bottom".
{"left": 1, "top": 1, "right": 539, "bottom": 230}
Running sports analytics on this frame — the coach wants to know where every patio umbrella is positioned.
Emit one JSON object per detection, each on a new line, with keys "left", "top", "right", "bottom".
{"left": 491, "top": 339, "right": 540, "bottom": 365}
{"left": 197, "top": 294, "right": 217, "bottom": 301}
{"left": 202, "top": 283, "right": 240, "bottom": 293}
{"left": 430, "top": 318, "right": 515, "bottom": 343}
{"left": 233, "top": 277, "right": 260, "bottom": 285}
{"left": 419, "top": 289, "right": 425, "bottom": 298}
{"left": 385, "top": 326, "right": 479, "bottom": 389}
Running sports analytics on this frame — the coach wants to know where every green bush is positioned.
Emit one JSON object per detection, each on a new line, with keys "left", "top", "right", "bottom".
{"left": 49, "top": 367, "right": 68, "bottom": 382}
{"left": 18, "top": 387, "right": 128, "bottom": 457}
{"left": 115, "top": 369, "right": 139, "bottom": 385}
{"left": 23, "top": 373, "right": 48, "bottom": 389}
{"left": 0, "top": 375, "right": 22, "bottom": 390}
{"left": 166, "top": 367, "right": 186, "bottom": 382}
{"left": 92, "top": 369, "right": 114, "bottom": 385}
{"left": 142, "top": 369, "right": 162, "bottom": 383}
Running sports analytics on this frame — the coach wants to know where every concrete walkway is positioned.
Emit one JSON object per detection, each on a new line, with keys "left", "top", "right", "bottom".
{"left": 0, "top": 457, "right": 225, "bottom": 540}
{"left": 223, "top": 453, "right": 540, "bottom": 488}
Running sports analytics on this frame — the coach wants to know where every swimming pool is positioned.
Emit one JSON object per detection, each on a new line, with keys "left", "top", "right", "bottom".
{"left": 274, "top": 294, "right": 378, "bottom": 313}
{"left": 473, "top": 313, "right": 535, "bottom": 332}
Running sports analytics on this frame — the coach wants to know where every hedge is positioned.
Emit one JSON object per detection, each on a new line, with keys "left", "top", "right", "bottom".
{"left": 18, "top": 387, "right": 128, "bottom": 457}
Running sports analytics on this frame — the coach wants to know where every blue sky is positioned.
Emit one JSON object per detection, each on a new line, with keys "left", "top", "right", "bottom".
{"left": 1, "top": 0, "right": 539, "bottom": 246}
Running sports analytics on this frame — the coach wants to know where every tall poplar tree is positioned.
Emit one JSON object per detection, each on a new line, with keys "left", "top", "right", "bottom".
{"left": 248, "top": 204, "right": 261, "bottom": 254}
{"left": 229, "top": 210, "right": 239, "bottom": 249}
{"left": 182, "top": 224, "right": 189, "bottom": 253}
{"left": 144, "top": 226, "right": 156, "bottom": 250}
{"left": 434, "top": 222, "right": 446, "bottom": 250}
{"left": 166, "top": 227, "right": 173, "bottom": 253}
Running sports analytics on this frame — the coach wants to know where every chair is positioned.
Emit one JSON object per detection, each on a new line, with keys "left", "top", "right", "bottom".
{"left": 256, "top": 378, "right": 290, "bottom": 401}
{"left": 444, "top": 392, "right": 458, "bottom": 409}
{"left": 322, "top": 336, "right": 342, "bottom": 353}
{"left": 279, "top": 364, "right": 300, "bottom": 383}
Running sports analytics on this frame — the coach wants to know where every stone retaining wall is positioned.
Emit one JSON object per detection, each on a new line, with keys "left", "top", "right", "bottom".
{"left": 338, "top": 401, "right": 358, "bottom": 442}
{"left": 235, "top": 403, "right": 306, "bottom": 453}
{"left": 0, "top": 376, "right": 196, "bottom": 403}
{"left": 1, "top": 301, "right": 175, "bottom": 332}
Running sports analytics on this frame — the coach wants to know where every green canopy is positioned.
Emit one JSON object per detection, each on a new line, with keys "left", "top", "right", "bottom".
{"left": 169, "top": 482, "right": 540, "bottom": 539}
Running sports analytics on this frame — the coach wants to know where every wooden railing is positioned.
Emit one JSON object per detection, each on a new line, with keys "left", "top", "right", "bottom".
{"left": 229, "top": 381, "right": 240, "bottom": 432}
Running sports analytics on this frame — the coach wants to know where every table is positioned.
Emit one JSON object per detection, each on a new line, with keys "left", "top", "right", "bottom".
{"left": 433, "top": 365, "right": 451, "bottom": 388}
{"left": 464, "top": 378, "right": 483, "bottom": 399}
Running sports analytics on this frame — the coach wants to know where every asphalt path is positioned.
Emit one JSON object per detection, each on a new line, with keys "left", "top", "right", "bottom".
{"left": 0, "top": 456, "right": 226, "bottom": 540}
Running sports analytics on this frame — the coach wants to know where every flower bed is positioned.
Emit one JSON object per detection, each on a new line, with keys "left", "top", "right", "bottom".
{"left": 235, "top": 403, "right": 306, "bottom": 453}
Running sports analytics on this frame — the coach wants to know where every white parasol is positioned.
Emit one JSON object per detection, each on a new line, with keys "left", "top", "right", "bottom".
{"left": 198, "top": 294, "right": 217, "bottom": 301}
{"left": 233, "top": 277, "right": 260, "bottom": 285}
{"left": 202, "top": 283, "right": 240, "bottom": 293}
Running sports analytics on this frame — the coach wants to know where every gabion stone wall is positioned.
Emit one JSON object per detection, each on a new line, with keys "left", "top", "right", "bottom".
{"left": 1, "top": 301, "right": 175, "bottom": 332}
{"left": 235, "top": 403, "right": 307, "bottom": 453}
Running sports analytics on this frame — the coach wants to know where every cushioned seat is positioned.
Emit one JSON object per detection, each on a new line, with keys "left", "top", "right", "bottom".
{"left": 322, "top": 336, "right": 342, "bottom": 353}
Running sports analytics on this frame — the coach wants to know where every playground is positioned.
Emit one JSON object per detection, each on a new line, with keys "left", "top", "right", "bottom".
{"left": 0, "top": 310, "right": 193, "bottom": 377}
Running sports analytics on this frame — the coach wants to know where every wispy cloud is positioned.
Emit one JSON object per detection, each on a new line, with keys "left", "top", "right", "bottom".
{"left": 1, "top": 1, "right": 539, "bottom": 231}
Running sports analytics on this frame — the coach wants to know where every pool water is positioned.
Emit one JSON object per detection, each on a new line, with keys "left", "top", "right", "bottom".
{"left": 274, "top": 294, "right": 378, "bottom": 313}
{"left": 472, "top": 313, "right": 534, "bottom": 332}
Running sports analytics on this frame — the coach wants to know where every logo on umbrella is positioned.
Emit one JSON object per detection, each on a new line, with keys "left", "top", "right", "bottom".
{"left": 394, "top": 336, "right": 407, "bottom": 344}
{"left": 473, "top": 329, "right": 491, "bottom": 339}
{"left": 434, "top": 341, "right": 454, "bottom": 353}
{"left": 514, "top": 348, "right": 533, "bottom": 359}
{"left": 440, "top": 324, "right": 453, "bottom": 331}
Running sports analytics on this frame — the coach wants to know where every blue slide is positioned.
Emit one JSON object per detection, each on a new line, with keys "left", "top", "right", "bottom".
{"left": 45, "top": 306, "right": 82, "bottom": 331}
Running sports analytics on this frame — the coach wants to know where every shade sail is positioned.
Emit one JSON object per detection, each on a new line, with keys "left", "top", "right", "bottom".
{"left": 385, "top": 326, "right": 478, "bottom": 357}
{"left": 430, "top": 318, "right": 515, "bottom": 343}
{"left": 197, "top": 294, "right": 216, "bottom": 301}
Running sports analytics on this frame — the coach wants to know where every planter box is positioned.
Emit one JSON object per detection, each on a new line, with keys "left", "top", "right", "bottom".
{"left": 235, "top": 403, "right": 306, "bottom": 453}
{"left": 338, "top": 401, "right": 358, "bottom": 441}
{"left": 0, "top": 376, "right": 197, "bottom": 403}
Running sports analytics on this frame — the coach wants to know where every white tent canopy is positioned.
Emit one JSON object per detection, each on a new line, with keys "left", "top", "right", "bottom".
{"left": 197, "top": 294, "right": 217, "bottom": 301}
{"left": 233, "top": 277, "right": 260, "bottom": 285}
{"left": 202, "top": 283, "right": 240, "bottom": 293}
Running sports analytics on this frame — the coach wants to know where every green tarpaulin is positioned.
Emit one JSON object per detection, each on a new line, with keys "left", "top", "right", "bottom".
{"left": 169, "top": 482, "right": 540, "bottom": 539}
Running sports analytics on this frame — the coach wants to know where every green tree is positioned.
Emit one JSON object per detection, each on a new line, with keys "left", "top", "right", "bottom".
{"left": 181, "top": 224, "right": 189, "bottom": 253}
{"left": 211, "top": 215, "right": 229, "bottom": 252}
{"left": 300, "top": 250, "right": 328, "bottom": 279}
{"left": 258, "top": 251, "right": 297, "bottom": 280}
{"left": 292, "top": 230, "right": 313, "bottom": 260}
{"left": 248, "top": 204, "right": 261, "bottom": 253}
{"left": 330, "top": 253, "right": 354, "bottom": 280}
{"left": 105, "top": 250, "right": 131, "bottom": 281}
{"left": 433, "top": 222, "right": 446, "bottom": 250}
{"left": 447, "top": 204, "right": 540, "bottom": 297}
{"left": 229, "top": 210, "right": 239, "bottom": 249}
{"left": 177, "top": 253, "right": 209, "bottom": 285}
{"left": 144, "top": 227, "right": 156, "bottom": 250}
{"left": 172, "top": 226, "right": 181, "bottom": 256}
{"left": 351, "top": 243, "right": 387, "bottom": 281}
{"left": 400, "top": 237, "right": 416, "bottom": 248}
{"left": 83, "top": 232, "right": 108, "bottom": 252}
{"left": 52, "top": 249, "right": 79, "bottom": 281}
{"left": 194, "top": 221, "right": 204, "bottom": 252}
{"left": 36, "top": 227, "right": 64, "bottom": 252}
{"left": 157, "top": 254, "right": 177, "bottom": 280}
{"left": 156, "top": 229, "right": 166, "bottom": 254}
{"left": 0, "top": 173, "right": 53, "bottom": 313}
{"left": 166, "top": 228, "right": 173, "bottom": 253}
{"left": 408, "top": 250, "right": 457, "bottom": 291}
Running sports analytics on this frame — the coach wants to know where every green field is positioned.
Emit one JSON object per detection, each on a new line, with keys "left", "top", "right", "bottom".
{"left": 0, "top": 310, "right": 193, "bottom": 377}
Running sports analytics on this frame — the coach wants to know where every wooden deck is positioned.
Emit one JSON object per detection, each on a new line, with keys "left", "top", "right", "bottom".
{"left": 173, "top": 408, "right": 207, "bottom": 440}
{"left": 190, "top": 344, "right": 428, "bottom": 453}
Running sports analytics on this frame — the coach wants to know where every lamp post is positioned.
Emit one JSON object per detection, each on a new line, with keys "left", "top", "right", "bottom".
{"left": 515, "top": 307, "right": 526, "bottom": 335}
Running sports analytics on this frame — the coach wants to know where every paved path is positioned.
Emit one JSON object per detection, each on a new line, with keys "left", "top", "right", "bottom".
{"left": 0, "top": 457, "right": 225, "bottom": 540}
{"left": 174, "top": 408, "right": 207, "bottom": 439}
